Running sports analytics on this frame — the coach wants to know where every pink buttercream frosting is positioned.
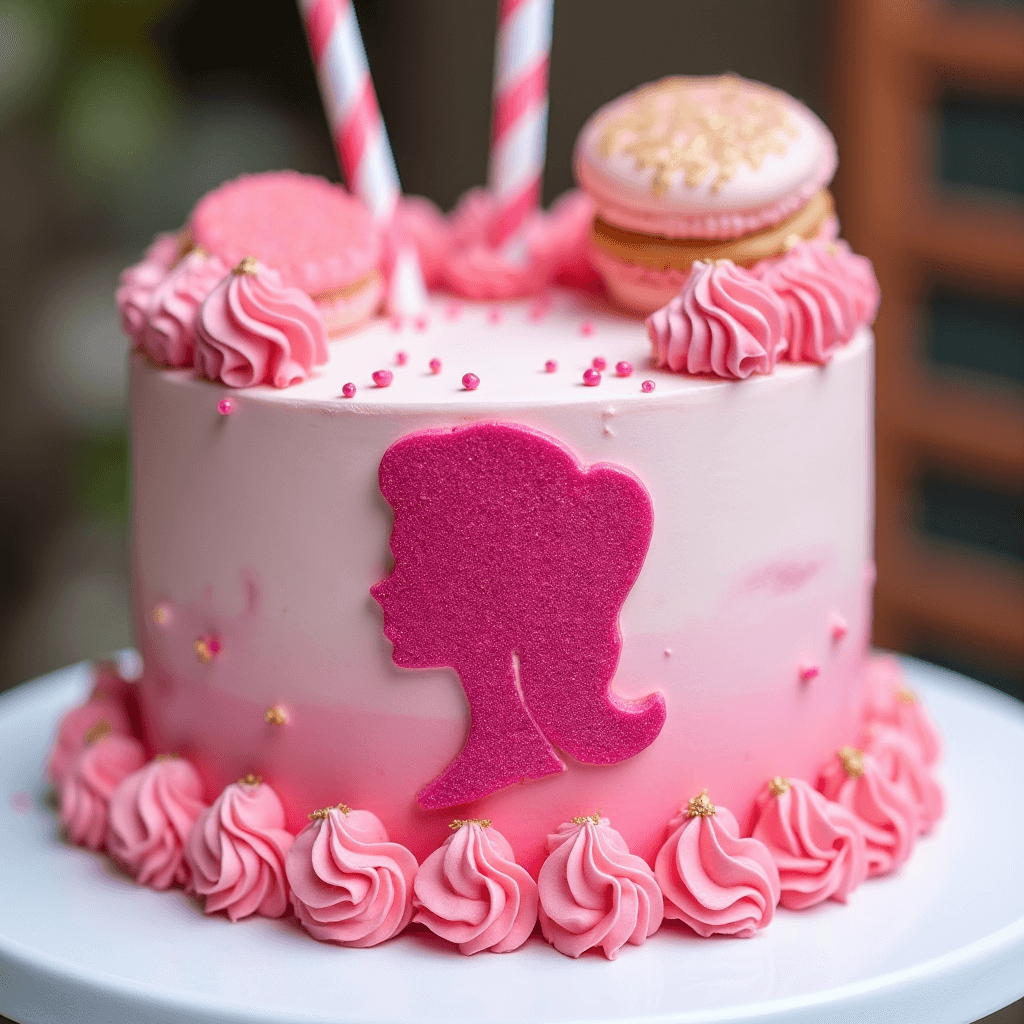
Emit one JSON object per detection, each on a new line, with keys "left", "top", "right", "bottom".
{"left": 116, "top": 232, "right": 181, "bottom": 344}
{"left": 864, "top": 656, "right": 942, "bottom": 767}
{"left": 818, "top": 748, "right": 917, "bottom": 877}
{"left": 754, "top": 241, "right": 879, "bottom": 364}
{"left": 285, "top": 805, "right": 418, "bottom": 947}
{"left": 186, "top": 777, "right": 294, "bottom": 921}
{"left": 538, "top": 815, "right": 663, "bottom": 960}
{"left": 48, "top": 699, "right": 133, "bottom": 791}
{"left": 750, "top": 777, "right": 868, "bottom": 910}
{"left": 107, "top": 756, "right": 208, "bottom": 891}
{"left": 646, "top": 260, "right": 787, "bottom": 378}
{"left": 654, "top": 797, "right": 780, "bottom": 938}
{"left": 140, "top": 248, "right": 229, "bottom": 368}
{"left": 60, "top": 733, "right": 146, "bottom": 851}
{"left": 195, "top": 259, "right": 328, "bottom": 389}
{"left": 863, "top": 725, "right": 944, "bottom": 837}
{"left": 413, "top": 820, "right": 538, "bottom": 954}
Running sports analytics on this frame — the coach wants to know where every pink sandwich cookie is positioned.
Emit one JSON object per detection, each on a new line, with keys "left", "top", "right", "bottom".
{"left": 575, "top": 75, "right": 838, "bottom": 314}
{"left": 190, "top": 170, "right": 385, "bottom": 335}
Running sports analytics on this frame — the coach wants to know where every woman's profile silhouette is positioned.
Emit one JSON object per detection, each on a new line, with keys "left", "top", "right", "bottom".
{"left": 372, "top": 421, "right": 666, "bottom": 809}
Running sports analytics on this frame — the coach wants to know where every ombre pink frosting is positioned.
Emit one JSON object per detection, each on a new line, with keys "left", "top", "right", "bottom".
{"left": 818, "top": 750, "right": 916, "bottom": 877}
{"left": 646, "top": 260, "right": 787, "bottom": 379}
{"left": 751, "top": 777, "right": 868, "bottom": 910}
{"left": 285, "top": 806, "right": 418, "bottom": 947}
{"left": 141, "top": 249, "right": 228, "bottom": 368}
{"left": 195, "top": 261, "right": 328, "bottom": 389}
{"left": 538, "top": 816, "right": 663, "bottom": 960}
{"left": 186, "top": 778, "right": 294, "bottom": 921}
{"left": 754, "top": 241, "right": 880, "bottom": 364}
{"left": 107, "top": 756, "right": 208, "bottom": 891}
{"left": 60, "top": 734, "right": 146, "bottom": 851}
{"left": 413, "top": 821, "right": 538, "bottom": 954}
{"left": 48, "top": 699, "right": 133, "bottom": 791}
{"left": 864, "top": 656, "right": 942, "bottom": 767}
{"left": 654, "top": 803, "right": 780, "bottom": 938}
{"left": 116, "top": 232, "right": 181, "bottom": 344}
{"left": 863, "top": 725, "right": 944, "bottom": 836}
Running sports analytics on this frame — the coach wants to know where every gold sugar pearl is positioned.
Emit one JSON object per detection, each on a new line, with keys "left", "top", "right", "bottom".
{"left": 686, "top": 789, "right": 716, "bottom": 818}
{"left": 238, "top": 773, "right": 262, "bottom": 787}
{"left": 233, "top": 256, "right": 259, "bottom": 276}
{"left": 152, "top": 604, "right": 171, "bottom": 626}
{"left": 84, "top": 719, "right": 112, "bottom": 746}
{"left": 768, "top": 776, "right": 791, "bottom": 797}
{"left": 264, "top": 706, "right": 288, "bottom": 726}
{"left": 449, "top": 818, "right": 492, "bottom": 830}
{"left": 838, "top": 746, "right": 865, "bottom": 779}
{"left": 895, "top": 687, "right": 917, "bottom": 705}
{"left": 570, "top": 811, "right": 602, "bottom": 827}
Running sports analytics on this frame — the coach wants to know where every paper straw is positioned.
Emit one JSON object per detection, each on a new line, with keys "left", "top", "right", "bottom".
{"left": 488, "top": 0, "right": 553, "bottom": 248}
{"left": 298, "top": 0, "right": 427, "bottom": 314}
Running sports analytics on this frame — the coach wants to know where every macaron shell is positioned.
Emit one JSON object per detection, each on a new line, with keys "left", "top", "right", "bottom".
{"left": 575, "top": 75, "right": 837, "bottom": 240}
{"left": 190, "top": 171, "right": 383, "bottom": 296}
{"left": 317, "top": 272, "right": 386, "bottom": 336}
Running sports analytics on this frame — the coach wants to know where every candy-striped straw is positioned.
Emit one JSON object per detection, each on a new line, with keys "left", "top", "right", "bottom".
{"left": 298, "top": 0, "right": 426, "bottom": 315}
{"left": 488, "top": 0, "right": 554, "bottom": 248}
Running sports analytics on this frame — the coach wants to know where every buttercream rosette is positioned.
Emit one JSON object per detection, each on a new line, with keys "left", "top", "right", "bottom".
{"left": 655, "top": 791, "right": 780, "bottom": 938}
{"left": 750, "top": 776, "right": 868, "bottom": 909}
{"left": 538, "top": 814, "right": 663, "bottom": 960}
{"left": 48, "top": 698, "right": 133, "bottom": 791}
{"left": 286, "top": 804, "right": 418, "bottom": 948}
{"left": 107, "top": 756, "right": 209, "bottom": 891}
{"left": 863, "top": 725, "right": 944, "bottom": 837}
{"left": 60, "top": 732, "right": 146, "bottom": 851}
{"left": 141, "top": 248, "right": 229, "bottom": 368}
{"left": 646, "top": 259, "right": 787, "bottom": 379}
{"left": 195, "top": 258, "right": 328, "bottom": 389}
{"left": 414, "top": 819, "right": 538, "bottom": 954}
{"left": 817, "top": 746, "right": 917, "bottom": 877}
{"left": 754, "top": 240, "right": 879, "bottom": 364}
{"left": 864, "top": 656, "right": 942, "bottom": 767}
{"left": 186, "top": 776, "right": 294, "bottom": 921}
{"left": 116, "top": 232, "right": 183, "bottom": 344}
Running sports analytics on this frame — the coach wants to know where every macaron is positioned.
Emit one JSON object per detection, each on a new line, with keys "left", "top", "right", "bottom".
{"left": 574, "top": 75, "right": 838, "bottom": 314}
{"left": 189, "top": 170, "right": 385, "bottom": 334}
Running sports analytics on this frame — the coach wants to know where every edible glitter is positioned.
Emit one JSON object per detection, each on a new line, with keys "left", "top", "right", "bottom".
{"left": 686, "top": 789, "right": 716, "bottom": 818}
{"left": 396, "top": 350, "right": 408, "bottom": 366}
{"left": 616, "top": 361, "right": 633, "bottom": 377}
{"left": 641, "top": 380, "right": 655, "bottom": 393}
{"left": 583, "top": 368, "right": 601, "bottom": 387}
{"left": 545, "top": 359, "right": 558, "bottom": 373}
{"left": 449, "top": 818, "right": 492, "bottom": 830}
{"left": 233, "top": 256, "right": 259, "bottom": 276}
{"left": 767, "top": 776, "right": 791, "bottom": 797}
{"left": 372, "top": 369, "right": 394, "bottom": 388}
{"left": 217, "top": 398, "right": 234, "bottom": 416}
{"left": 429, "top": 358, "right": 442, "bottom": 374}
{"left": 838, "top": 746, "right": 865, "bottom": 779}
{"left": 264, "top": 706, "right": 288, "bottom": 726}
{"left": 341, "top": 382, "right": 356, "bottom": 398}
{"left": 462, "top": 372, "right": 480, "bottom": 391}
{"left": 570, "top": 811, "right": 602, "bottom": 826}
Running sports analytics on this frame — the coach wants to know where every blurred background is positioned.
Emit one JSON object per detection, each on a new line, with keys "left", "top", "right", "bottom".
{"left": 0, "top": 1, "right": 1020, "bottom": 1021}
{"left": 0, "top": 3, "right": 1021, "bottom": 696}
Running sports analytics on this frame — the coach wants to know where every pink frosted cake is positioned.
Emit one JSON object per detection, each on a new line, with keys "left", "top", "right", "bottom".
{"left": 49, "top": 75, "right": 945, "bottom": 960}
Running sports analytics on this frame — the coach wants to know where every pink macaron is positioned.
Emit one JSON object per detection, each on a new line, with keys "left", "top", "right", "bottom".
{"left": 574, "top": 75, "right": 838, "bottom": 314}
{"left": 190, "top": 170, "right": 385, "bottom": 335}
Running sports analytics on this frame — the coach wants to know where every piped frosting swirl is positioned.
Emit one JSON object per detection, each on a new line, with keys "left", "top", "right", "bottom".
{"left": 863, "top": 725, "right": 944, "bottom": 837}
{"left": 195, "top": 259, "right": 328, "bottom": 388}
{"left": 864, "top": 655, "right": 942, "bottom": 767}
{"left": 115, "top": 232, "right": 182, "bottom": 344}
{"left": 186, "top": 776, "right": 294, "bottom": 921}
{"left": 646, "top": 259, "right": 787, "bottom": 378}
{"left": 538, "top": 814, "right": 663, "bottom": 960}
{"left": 285, "top": 805, "right": 418, "bottom": 947}
{"left": 413, "top": 819, "right": 538, "bottom": 954}
{"left": 48, "top": 699, "right": 133, "bottom": 791}
{"left": 107, "top": 756, "right": 209, "bottom": 890}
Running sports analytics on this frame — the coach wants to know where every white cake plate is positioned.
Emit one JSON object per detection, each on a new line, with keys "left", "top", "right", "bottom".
{"left": 1, "top": 658, "right": 1022, "bottom": 1024}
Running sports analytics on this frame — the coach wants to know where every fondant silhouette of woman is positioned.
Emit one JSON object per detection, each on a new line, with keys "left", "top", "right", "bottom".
{"left": 372, "top": 422, "right": 666, "bottom": 809}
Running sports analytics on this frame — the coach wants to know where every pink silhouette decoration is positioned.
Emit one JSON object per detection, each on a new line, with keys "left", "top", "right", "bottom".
{"left": 372, "top": 421, "right": 666, "bottom": 809}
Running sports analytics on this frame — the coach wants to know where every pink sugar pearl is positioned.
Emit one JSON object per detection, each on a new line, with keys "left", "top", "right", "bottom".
{"left": 544, "top": 359, "right": 557, "bottom": 373}
{"left": 372, "top": 369, "right": 393, "bottom": 388}
{"left": 217, "top": 398, "right": 234, "bottom": 416}
{"left": 616, "top": 361, "right": 633, "bottom": 377}
{"left": 389, "top": 315, "right": 404, "bottom": 331}
{"left": 581, "top": 321, "right": 595, "bottom": 336}
{"left": 341, "top": 382, "right": 356, "bottom": 398}
{"left": 583, "top": 368, "right": 601, "bottom": 387}
{"left": 641, "top": 379, "right": 655, "bottom": 393}
{"left": 429, "top": 358, "right": 442, "bottom": 374}
{"left": 413, "top": 315, "right": 429, "bottom": 331}
{"left": 462, "top": 373, "right": 480, "bottom": 391}
{"left": 396, "top": 351, "right": 408, "bottom": 366}
{"left": 592, "top": 356, "right": 606, "bottom": 371}
{"left": 445, "top": 302, "right": 461, "bottom": 319}
{"left": 487, "top": 307, "right": 502, "bottom": 324}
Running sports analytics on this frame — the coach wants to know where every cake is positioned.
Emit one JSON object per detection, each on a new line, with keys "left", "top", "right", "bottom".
{"left": 48, "top": 74, "right": 944, "bottom": 960}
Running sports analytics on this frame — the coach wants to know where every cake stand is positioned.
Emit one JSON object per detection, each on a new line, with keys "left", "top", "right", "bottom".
{"left": 1, "top": 658, "right": 1022, "bottom": 1024}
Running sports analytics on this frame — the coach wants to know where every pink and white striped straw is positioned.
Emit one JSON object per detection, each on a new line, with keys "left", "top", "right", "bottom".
{"left": 488, "top": 0, "right": 554, "bottom": 248}
{"left": 298, "top": 0, "right": 426, "bottom": 315}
